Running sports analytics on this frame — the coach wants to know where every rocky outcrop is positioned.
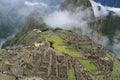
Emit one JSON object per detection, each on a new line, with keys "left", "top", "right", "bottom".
{"left": 60, "top": 0, "right": 92, "bottom": 10}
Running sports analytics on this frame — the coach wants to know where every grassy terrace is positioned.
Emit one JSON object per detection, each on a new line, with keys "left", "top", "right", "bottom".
{"left": 79, "top": 59, "right": 97, "bottom": 71}
{"left": 106, "top": 53, "right": 120, "bottom": 78}
{"left": 43, "top": 31, "right": 97, "bottom": 72}
{"left": 45, "top": 33, "right": 82, "bottom": 57}
{"left": 68, "top": 65, "right": 76, "bottom": 80}
{"left": 112, "top": 58, "right": 120, "bottom": 77}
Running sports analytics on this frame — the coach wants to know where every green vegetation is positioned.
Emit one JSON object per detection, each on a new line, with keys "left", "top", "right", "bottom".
{"left": 108, "top": 61, "right": 113, "bottom": 71}
{"left": 106, "top": 53, "right": 120, "bottom": 78}
{"left": 68, "top": 65, "right": 76, "bottom": 80}
{"left": 43, "top": 31, "right": 98, "bottom": 80}
{"left": 37, "top": 70, "right": 46, "bottom": 75}
{"left": 112, "top": 57, "right": 120, "bottom": 77}
{"left": 79, "top": 59, "right": 97, "bottom": 71}
{"left": 45, "top": 33, "right": 82, "bottom": 57}
{"left": 10, "top": 30, "right": 46, "bottom": 46}
{"left": 48, "top": 41, "right": 54, "bottom": 49}
{"left": 88, "top": 55, "right": 98, "bottom": 59}
{"left": 1, "top": 27, "right": 120, "bottom": 80}
{"left": 101, "top": 14, "right": 120, "bottom": 43}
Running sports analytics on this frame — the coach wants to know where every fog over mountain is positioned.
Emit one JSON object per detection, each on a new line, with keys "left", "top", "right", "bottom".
{"left": 90, "top": 0, "right": 120, "bottom": 57}
{"left": 90, "top": 0, "right": 120, "bottom": 17}
{"left": 0, "top": 0, "right": 62, "bottom": 46}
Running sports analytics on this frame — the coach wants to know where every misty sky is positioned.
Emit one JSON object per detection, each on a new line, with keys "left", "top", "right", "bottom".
{"left": 0, "top": 0, "right": 62, "bottom": 17}
{"left": 0, "top": 0, "right": 62, "bottom": 46}
{"left": 94, "top": 0, "right": 120, "bottom": 8}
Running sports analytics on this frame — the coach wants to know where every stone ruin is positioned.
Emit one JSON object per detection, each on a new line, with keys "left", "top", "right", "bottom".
{"left": 0, "top": 30, "right": 114, "bottom": 80}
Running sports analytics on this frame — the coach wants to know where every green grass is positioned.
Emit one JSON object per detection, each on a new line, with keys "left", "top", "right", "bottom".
{"left": 78, "top": 59, "right": 98, "bottom": 80}
{"left": 79, "top": 59, "right": 97, "bottom": 71}
{"left": 68, "top": 65, "right": 76, "bottom": 80}
{"left": 17, "top": 30, "right": 45, "bottom": 46}
{"left": 111, "top": 57, "right": 120, "bottom": 77}
{"left": 106, "top": 53, "right": 120, "bottom": 78}
{"left": 44, "top": 31, "right": 119, "bottom": 80}
{"left": 23, "top": 31, "right": 38, "bottom": 46}
{"left": 37, "top": 70, "right": 46, "bottom": 75}
{"left": 47, "top": 35, "right": 82, "bottom": 57}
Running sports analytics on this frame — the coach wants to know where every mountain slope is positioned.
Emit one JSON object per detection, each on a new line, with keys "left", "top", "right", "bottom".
{"left": 1, "top": 23, "right": 120, "bottom": 80}
{"left": 60, "top": 0, "right": 92, "bottom": 10}
{"left": 1, "top": 0, "right": 120, "bottom": 80}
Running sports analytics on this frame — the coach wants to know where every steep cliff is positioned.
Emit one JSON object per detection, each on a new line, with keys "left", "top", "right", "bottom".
{"left": 60, "top": 0, "right": 92, "bottom": 10}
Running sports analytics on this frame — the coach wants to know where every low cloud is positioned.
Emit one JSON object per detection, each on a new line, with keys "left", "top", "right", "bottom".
{"left": 90, "top": 0, "right": 120, "bottom": 18}
{"left": 44, "top": 7, "right": 93, "bottom": 35}
{"left": 0, "top": 0, "right": 62, "bottom": 46}
{"left": 25, "top": 1, "right": 48, "bottom": 8}
{"left": 90, "top": 0, "right": 120, "bottom": 58}
{"left": 25, "top": 1, "right": 39, "bottom": 6}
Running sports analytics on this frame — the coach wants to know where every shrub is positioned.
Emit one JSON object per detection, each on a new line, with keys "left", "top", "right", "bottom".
{"left": 48, "top": 41, "right": 54, "bottom": 49}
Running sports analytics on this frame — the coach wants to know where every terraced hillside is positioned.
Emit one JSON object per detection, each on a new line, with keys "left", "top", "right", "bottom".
{"left": 0, "top": 27, "right": 120, "bottom": 80}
